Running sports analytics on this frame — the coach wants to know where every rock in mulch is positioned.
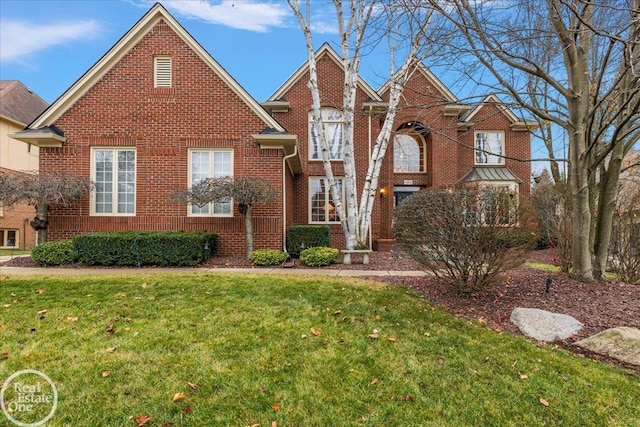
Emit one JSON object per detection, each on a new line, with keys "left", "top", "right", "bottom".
{"left": 510, "top": 307, "right": 582, "bottom": 342}
{"left": 575, "top": 327, "right": 640, "bottom": 366}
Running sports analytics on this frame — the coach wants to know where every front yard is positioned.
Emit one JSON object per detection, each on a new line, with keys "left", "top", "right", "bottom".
{"left": 1, "top": 273, "right": 638, "bottom": 426}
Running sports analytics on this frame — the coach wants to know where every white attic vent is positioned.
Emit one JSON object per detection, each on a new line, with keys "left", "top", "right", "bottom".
{"left": 154, "top": 56, "right": 172, "bottom": 88}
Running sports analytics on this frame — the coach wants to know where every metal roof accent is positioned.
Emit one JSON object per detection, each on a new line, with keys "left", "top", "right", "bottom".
{"left": 460, "top": 167, "right": 522, "bottom": 183}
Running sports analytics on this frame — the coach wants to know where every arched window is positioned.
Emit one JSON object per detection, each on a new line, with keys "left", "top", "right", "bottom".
{"left": 309, "top": 109, "right": 343, "bottom": 160}
{"left": 393, "top": 133, "right": 425, "bottom": 173}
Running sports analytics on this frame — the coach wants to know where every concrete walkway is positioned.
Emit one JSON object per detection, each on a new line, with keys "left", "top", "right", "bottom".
{"left": 0, "top": 255, "right": 428, "bottom": 277}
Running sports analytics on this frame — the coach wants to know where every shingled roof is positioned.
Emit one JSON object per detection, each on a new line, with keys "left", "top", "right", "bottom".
{"left": 0, "top": 80, "right": 49, "bottom": 126}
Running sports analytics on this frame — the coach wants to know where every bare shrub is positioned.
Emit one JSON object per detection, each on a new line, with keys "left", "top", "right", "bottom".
{"left": 610, "top": 177, "right": 640, "bottom": 284}
{"left": 394, "top": 188, "right": 533, "bottom": 294}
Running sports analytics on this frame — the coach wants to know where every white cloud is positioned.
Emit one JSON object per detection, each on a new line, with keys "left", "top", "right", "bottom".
{"left": 146, "top": 0, "right": 289, "bottom": 32}
{"left": 0, "top": 19, "right": 101, "bottom": 62}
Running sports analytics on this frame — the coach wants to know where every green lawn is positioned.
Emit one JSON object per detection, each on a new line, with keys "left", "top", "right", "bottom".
{"left": 1, "top": 273, "right": 638, "bottom": 426}
{"left": 0, "top": 249, "right": 31, "bottom": 256}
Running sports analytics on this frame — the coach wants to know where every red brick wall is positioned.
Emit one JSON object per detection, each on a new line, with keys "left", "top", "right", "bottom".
{"left": 40, "top": 19, "right": 285, "bottom": 255}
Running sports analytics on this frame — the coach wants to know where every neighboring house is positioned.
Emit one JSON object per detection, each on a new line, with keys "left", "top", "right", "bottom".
{"left": 12, "top": 3, "right": 535, "bottom": 255}
{"left": 0, "top": 80, "right": 48, "bottom": 249}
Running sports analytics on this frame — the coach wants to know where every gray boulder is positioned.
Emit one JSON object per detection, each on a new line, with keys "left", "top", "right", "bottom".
{"left": 576, "top": 327, "right": 640, "bottom": 366}
{"left": 510, "top": 307, "right": 582, "bottom": 342}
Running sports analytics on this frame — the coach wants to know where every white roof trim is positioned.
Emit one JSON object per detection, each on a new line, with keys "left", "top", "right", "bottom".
{"left": 378, "top": 63, "right": 459, "bottom": 103}
{"left": 464, "top": 94, "right": 520, "bottom": 124}
{"left": 31, "top": 3, "right": 284, "bottom": 132}
{"left": 268, "top": 43, "right": 383, "bottom": 103}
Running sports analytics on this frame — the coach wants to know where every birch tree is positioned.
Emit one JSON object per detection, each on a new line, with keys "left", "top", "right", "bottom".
{"left": 287, "top": 0, "right": 436, "bottom": 250}
{"left": 428, "top": 0, "right": 640, "bottom": 281}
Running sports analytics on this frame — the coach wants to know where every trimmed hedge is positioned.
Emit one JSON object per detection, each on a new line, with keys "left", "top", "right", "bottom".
{"left": 250, "top": 249, "right": 287, "bottom": 266}
{"left": 31, "top": 240, "right": 78, "bottom": 266}
{"left": 286, "top": 225, "right": 330, "bottom": 257}
{"left": 74, "top": 231, "right": 218, "bottom": 267}
{"left": 300, "top": 246, "right": 339, "bottom": 267}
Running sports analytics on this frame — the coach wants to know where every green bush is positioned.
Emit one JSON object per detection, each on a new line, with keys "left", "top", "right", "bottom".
{"left": 250, "top": 249, "right": 287, "bottom": 266}
{"left": 74, "top": 231, "right": 218, "bottom": 267}
{"left": 300, "top": 246, "right": 339, "bottom": 267}
{"left": 287, "top": 225, "right": 330, "bottom": 257}
{"left": 31, "top": 240, "right": 77, "bottom": 266}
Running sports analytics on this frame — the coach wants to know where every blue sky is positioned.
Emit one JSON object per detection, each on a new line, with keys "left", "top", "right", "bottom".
{"left": 1, "top": 0, "right": 557, "bottom": 174}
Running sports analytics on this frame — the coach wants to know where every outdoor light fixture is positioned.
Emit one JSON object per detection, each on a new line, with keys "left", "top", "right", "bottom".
{"left": 379, "top": 188, "right": 386, "bottom": 197}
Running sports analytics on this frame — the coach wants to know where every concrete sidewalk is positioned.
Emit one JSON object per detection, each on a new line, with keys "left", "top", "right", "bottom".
{"left": 0, "top": 256, "right": 427, "bottom": 277}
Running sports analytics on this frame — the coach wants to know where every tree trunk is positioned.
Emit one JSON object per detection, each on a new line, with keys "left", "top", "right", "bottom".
{"left": 32, "top": 202, "right": 49, "bottom": 244}
{"left": 244, "top": 205, "right": 253, "bottom": 259}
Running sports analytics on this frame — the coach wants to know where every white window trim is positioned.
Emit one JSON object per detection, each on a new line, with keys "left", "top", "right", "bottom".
{"left": 474, "top": 130, "right": 505, "bottom": 165}
{"left": 478, "top": 181, "right": 519, "bottom": 226}
{"left": 90, "top": 147, "right": 137, "bottom": 216}
{"left": 393, "top": 132, "right": 426, "bottom": 173}
{"left": 154, "top": 56, "right": 172, "bottom": 88}
{"left": 308, "top": 176, "right": 344, "bottom": 224}
{"left": 309, "top": 109, "right": 344, "bottom": 161}
{"left": 187, "top": 148, "right": 234, "bottom": 218}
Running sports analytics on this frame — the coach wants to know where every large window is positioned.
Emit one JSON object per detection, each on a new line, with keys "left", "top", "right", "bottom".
{"left": 309, "top": 109, "right": 343, "bottom": 160}
{"left": 309, "top": 177, "right": 343, "bottom": 223}
{"left": 394, "top": 133, "right": 425, "bottom": 172}
{"left": 475, "top": 131, "right": 504, "bottom": 165}
{"left": 92, "top": 148, "right": 136, "bottom": 215}
{"left": 188, "top": 149, "right": 233, "bottom": 216}
{"left": 479, "top": 183, "right": 518, "bottom": 226}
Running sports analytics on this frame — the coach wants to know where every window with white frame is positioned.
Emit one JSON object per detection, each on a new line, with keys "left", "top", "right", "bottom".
{"left": 92, "top": 148, "right": 136, "bottom": 215}
{"left": 309, "top": 177, "right": 343, "bottom": 223}
{"left": 188, "top": 149, "right": 233, "bottom": 216}
{"left": 478, "top": 183, "right": 518, "bottom": 226}
{"left": 0, "top": 229, "right": 18, "bottom": 247}
{"left": 394, "top": 133, "right": 425, "bottom": 172}
{"left": 475, "top": 131, "right": 504, "bottom": 165}
{"left": 309, "top": 109, "right": 343, "bottom": 160}
{"left": 154, "top": 56, "right": 172, "bottom": 88}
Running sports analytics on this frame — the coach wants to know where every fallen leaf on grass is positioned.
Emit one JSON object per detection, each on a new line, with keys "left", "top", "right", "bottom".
{"left": 106, "top": 325, "right": 115, "bottom": 334}
{"left": 388, "top": 336, "right": 398, "bottom": 342}
{"left": 367, "top": 333, "right": 379, "bottom": 339}
{"left": 172, "top": 392, "right": 185, "bottom": 402}
{"left": 67, "top": 316, "right": 78, "bottom": 322}
{"left": 371, "top": 378, "right": 379, "bottom": 385}
{"left": 310, "top": 327, "right": 321, "bottom": 337}
{"left": 1, "top": 349, "right": 9, "bottom": 360}
{"left": 405, "top": 395, "right": 413, "bottom": 401}
{"left": 141, "top": 282, "right": 147, "bottom": 289}
{"left": 272, "top": 403, "right": 280, "bottom": 411}
{"left": 37, "top": 309, "right": 47, "bottom": 319}
{"left": 272, "top": 422, "right": 278, "bottom": 427}
{"left": 539, "top": 398, "right": 549, "bottom": 407}
{"left": 520, "top": 374, "right": 528, "bottom": 379}
{"left": 101, "top": 371, "right": 111, "bottom": 377}
{"left": 333, "top": 310, "right": 342, "bottom": 315}
{"left": 106, "top": 347, "right": 117, "bottom": 353}
{"left": 187, "top": 382, "right": 198, "bottom": 390}
{"left": 36, "top": 289, "right": 45, "bottom": 294}
{"left": 135, "top": 413, "right": 152, "bottom": 426}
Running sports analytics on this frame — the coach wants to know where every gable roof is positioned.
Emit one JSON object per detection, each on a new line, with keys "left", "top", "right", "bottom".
{"left": 0, "top": 80, "right": 48, "bottom": 126}
{"left": 378, "top": 63, "right": 459, "bottom": 103}
{"left": 28, "top": 2, "right": 284, "bottom": 133}
{"left": 462, "top": 94, "right": 538, "bottom": 131}
{"left": 267, "top": 43, "right": 383, "bottom": 103}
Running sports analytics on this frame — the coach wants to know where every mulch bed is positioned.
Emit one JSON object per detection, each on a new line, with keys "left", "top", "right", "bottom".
{"left": 4, "top": 250, "right": 639, "bottom": 371}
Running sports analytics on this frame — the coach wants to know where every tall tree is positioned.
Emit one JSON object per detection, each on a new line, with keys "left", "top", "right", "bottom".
{"left": 287, "top": 0, "right": 437, "bottom": 250}
{"left": 0, "top": 171, "right": 93, "bottom": 243}
{"left": 428, "top": 0, "right": 640, "bottom": 280}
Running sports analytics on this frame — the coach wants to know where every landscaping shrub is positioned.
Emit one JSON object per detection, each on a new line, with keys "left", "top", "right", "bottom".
{"left": 31, "top": 240, "right": 77, "bottom": 266}
{"left": 300, "top": 246, "right": 339, "bottom": 267}
{"left": 287, "top": 225, "right": 330, "bottom": 257}
{"left": 250, "top": 249, "right": 287, "bottom": 266}
{"left": 74, "top": 231, "right": 218, "bottom": 266}
{"left": 394, "top": 188, "right": 532, "bottom": 294}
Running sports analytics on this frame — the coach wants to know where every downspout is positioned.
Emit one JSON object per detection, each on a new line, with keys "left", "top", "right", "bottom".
{"left": 368, "top": 105, "right": 373, "bottom": 250}
{"left": 282, "top": 144, "right": 298, "bottom": 252}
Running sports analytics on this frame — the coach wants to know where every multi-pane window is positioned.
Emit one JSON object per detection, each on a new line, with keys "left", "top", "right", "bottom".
{"left": 189, "top": 149, "right": 233, "bottom": 216}
{"left": 309, "top": 177, "right": 343, "bottom": 223}
{"left": 479, "top": 184, "right": 518, "bottom": 226}
{"left": 394, "top": 133, "right": 425, "bottom": 172}
{"left": 154, "top": 56, "right": 172, "bottom": 88}
{"left": 309, "top": 109, "right": 343, "bottom": 160}
{"left": 475, "top": 131, "right": 504, "bottom": 165}
{"left": 0, "top": 230, "right": 18, "bottom": 247}
{"left": 92, "top": 148, "right": 136, "bottom": 215}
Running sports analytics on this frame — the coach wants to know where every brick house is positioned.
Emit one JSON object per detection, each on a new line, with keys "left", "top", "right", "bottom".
{"left": 13, "top": 3, "right": 535, "bottom": 255}
{"left": 0, "top": 80, "right": 48, "bottom": 249}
